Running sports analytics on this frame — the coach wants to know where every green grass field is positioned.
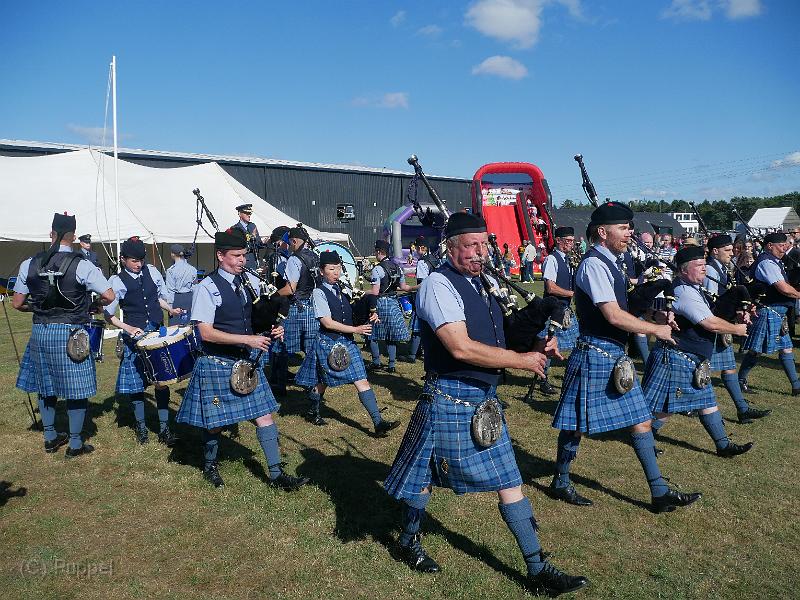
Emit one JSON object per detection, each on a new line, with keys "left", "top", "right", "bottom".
{"left": 1, "top": 281, "right": 798, "bottom": 599}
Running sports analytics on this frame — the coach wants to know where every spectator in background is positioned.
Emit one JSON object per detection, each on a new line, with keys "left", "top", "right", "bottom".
{"left": 658, "top": 234, "right": 676, "bottom": 278}
{"left": 502, "top": 243, "right": 513, "bottom": 277}
{"left": 578, "top": 237, "right": 587, "bottom": 254}
{"left": 522, "top": 241, "right": 537, "bottom": 282}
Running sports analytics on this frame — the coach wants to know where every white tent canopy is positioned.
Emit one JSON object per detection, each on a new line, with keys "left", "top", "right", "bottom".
{"left": 748, "top": 207, "right": 800, "bottom": 231}
{"left": 0, "top": 149, "right": 348, "bottom": 244}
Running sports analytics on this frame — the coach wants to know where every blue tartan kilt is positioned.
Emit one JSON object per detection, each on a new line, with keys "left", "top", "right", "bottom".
{"left": 294, "top": 333, "right": 368, "bottom": 389}
{"left": 742, "top": 305, "right": 793, "bottom": 355}
{"left": 370, "top": 296, "right": 410, "bottom": 342}
{"left": 176, "top": 350, "right": 277, "bottom": 429}
{"left": 275, "top": 298, "right": 319, "bottom": 355}
{"left": 643, "top": 345, "right": 717, "bottom": 414}
{"left": 552, "top": 335, "right": 653, "bottom": 435}
{"left": 384, "top": 376, "right": 523, "bottom": 502}
{"left": 536, "top": 312, "right": 579, "bottom": 352}
{"left": 16, "top": 323, "right": 97, "bottom": 400}
{"left": 410, "top": 310, "right": 421, "bottom": 334}
{"left": 115, "top": 326, "right": 159, "bottom": 395}
{"left": 710, "top": 340, "right": 736, "bottom": 372}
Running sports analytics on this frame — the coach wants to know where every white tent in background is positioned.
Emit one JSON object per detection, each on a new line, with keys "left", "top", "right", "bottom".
{"left": 0, "top": 149, "right": 348, "bottom": 244}
{"left": 747, "top": 207, "right": 800, "bottom": 233}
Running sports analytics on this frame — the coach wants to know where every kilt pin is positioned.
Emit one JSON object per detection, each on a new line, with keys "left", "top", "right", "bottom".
{"left": 295, "top": 333, "right": 368, "bottom": 388}
{"left": 643, "top": 344, "right": 716, "bottom": 414}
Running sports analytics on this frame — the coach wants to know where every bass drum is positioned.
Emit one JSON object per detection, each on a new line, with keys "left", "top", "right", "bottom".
{"left": 315, "top": 242, "right": 359, "bottom": 286}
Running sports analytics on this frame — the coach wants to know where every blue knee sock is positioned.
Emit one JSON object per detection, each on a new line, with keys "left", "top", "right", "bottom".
{"left": 633, "top": 334, "right": 650, "bottom": 362}
{"left": 699, "top": 410, "right": 729, "bottom": 450}
{"left": 387, "top": 344, "right": 397, "bottom": 368}
{"left": 721, "top": 372, "right": 750, "bottom": 413}
{"left": 65, "top": 398, "right": 88, "bottom": 450}
{"left": 779, "top": 352, "right": 800, "bottom": 388}
{"left": 399, "top": 493, "right": 431, "bottom": 547}
{"left": 202, "top": 430, "right": 220, "bottom": 468}
{"left": 269, "top": 351, "right": 289, "bottom": 388}
{"left": 630, "top": 430, "right": 668, "bottom": 497}
{"left": 553, "top": 430, "right": 580, "bottom": 489}
{"left": 369, "top": 340, "right": 381, "bottom": 365}
{"left": 357, "top": 388, "right": 382, "bottom": 426}
{"left": 307, "top": 391, "right": 322, "bottom": 412}
{"left": 499, "top": 497, "right": 544, "bottom": 576}
{"left": 256, "top": 424, "right": 283, "bottom": 479}
{"left": 39, "top": 395, "right": 57, "bottom": 442}
{"left": 738, "top": 352, "right": 758, "bottom": 383}
{"left": 155, "top": 387, "right": 169, "bottom": 432}
{"left": 131, "top": 392, "right": 145, "bottom": 426}
{"left": 409, "top": 335, "right": 422, "bottom": 359}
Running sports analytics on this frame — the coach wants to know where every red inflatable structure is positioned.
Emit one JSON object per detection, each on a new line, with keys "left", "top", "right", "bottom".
{"left": 471, "top": 162, "right": 554, "bottom": 275}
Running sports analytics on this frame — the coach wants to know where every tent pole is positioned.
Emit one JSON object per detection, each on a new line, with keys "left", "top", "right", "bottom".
{"left": 112, "top": 55, "right": 122, "bottom": 322}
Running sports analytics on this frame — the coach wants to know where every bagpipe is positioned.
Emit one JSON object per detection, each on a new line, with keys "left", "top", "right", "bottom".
{"left": 408, "top": 154, "right": 565, "bottom": 353}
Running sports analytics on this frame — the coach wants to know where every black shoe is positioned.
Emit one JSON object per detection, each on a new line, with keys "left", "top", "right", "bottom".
{"left": 539, "top": 380, "right": 556, "bottom": 396}
{"left": 549, "top": 483, "right": 593, "bottom": 507}
{"left": 739, "top": 380, "right": 752, "bottom": 393}
{"left": 135, "top": 424, "right": 149, "bottom": 445}
{"left": 793, "top": 387, "right": 800, "bottom": 397}
{"left": 305, "top": 409, "right": 327, "bottom": 426}
{"left": 651, "top": 487, "right": 702, "bottom": 513}
{"left": 365, "top": 362, "right": 383, "bottom": 372}
{"left": 65, "top": 444, "right": 95, "bottom": 459}
{"left": 737, "top": 407, "right": 771, "bottom": 424}
{"left": 398, "top": 356, "right": 415, "bottom": 364}
{"left": 269, "top": 472, "right": 310, "bottom": 491}
{"left": 386, "top": 366, "right": 396, "bottom": 373}
{"left": 717, "top": 441, "right": 754, "bottom": 458}
{"left": 654, "top": 446, "right": 664, "bottom": 457}
{"left": 399, "top": 534, "right": 440, "bottom": 573}
{"left": 44, "top": 432, "right": 69, "bottom": 454}
{"left": 525, "top": 555, "right": 590, "bottom": 596}
{"left": 157, "top": 426, "right": 177, "bottom": 447}
{"left": 375, "top": 419, "right": 401, "bottom": 436}
{"left": 203, "top": 463, "right": 224, "bottom": 488}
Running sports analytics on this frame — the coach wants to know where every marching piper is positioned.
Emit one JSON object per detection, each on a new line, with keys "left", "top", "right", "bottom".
{"left": 77, "top": 233, "right": 101, "bottom": 269}
{"left": 365, "top": 240, "right": 412, "bottom": 373}
{"left": 738, "top": 232, "right": 800, "bottom": 394}
{"left": 549, "top": 202, "right": 701, "bottom": 512}
{"left": 295, "top": 250, "right": 401, "bottom": 435}
{"left": 270, "top": 225, "right": 320, "bottom": 396}
{"left": 103, "top": 238, "right": 183, "bottom": 446}
{"left": 231, "top": 203, "right": 264, "bottom": 270}
{"left": 176, "top": 228, "right": 309, "bottom": 490}
{"left": 165, "top": 243, "right": 197, "bottom": 325}
{"left": 401, "top": 235, "right": 435, "bottom": 364}
{"left": 384, "top": 212, "right": 588, "bottom": 596}
{"left": 14, "top": 213, "right": 114, "bottom": 457}
{"left": 644, "top": 245, "right": 753, "bottom": 457}
{"left": 704, "top": 234, "right": 771, "bottom": 423}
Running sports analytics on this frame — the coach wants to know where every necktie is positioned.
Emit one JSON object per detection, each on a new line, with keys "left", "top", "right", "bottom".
{"left": 233, "top": 275, "right": 243, "bottom": 303}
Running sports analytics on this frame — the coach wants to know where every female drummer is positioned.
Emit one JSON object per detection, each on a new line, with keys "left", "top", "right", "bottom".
{"left": 104, "top": 237, "right": 183, "bottom": 447}
{"left": 295, "top": 250, "right": 401, "bottom": 436}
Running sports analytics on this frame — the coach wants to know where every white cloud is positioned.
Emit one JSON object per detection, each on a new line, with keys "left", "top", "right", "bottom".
{"left": 471, "top": 55, "right": 529, "bottom": 79}
{"left": 661, "top": 0, "right": 762, "bottom": 22}
{"left": 557, "top": 0, "right": 583, "bottom": 19}
{"left": 390, "top": 10, "right": 406, "bottom": 27}
{"left": 771, "top": 151, "right": 800, "bottom": 169}
{"left": 66, "top": 123, "right": 131, "bottom": 145}
{"left": 723, "top": 0, "right": 762, "bottom": 19}
{"left": 417, "top": 24, "right": 443, "bottom": 37}
{"left": 465, "top": 0, "right": 546, "bottom": 49}
{"left": 640, "top": 188, "right": 672, "bottom": 198}
{"left": 351, "top": 92, "right": 409, "bottom": 109}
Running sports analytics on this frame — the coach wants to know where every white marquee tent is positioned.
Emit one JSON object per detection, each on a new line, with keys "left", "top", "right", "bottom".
{"left": 747, "top": 207, "right": 800, "bottom": 233}
{"left": 0, "top": 149, "right": 348, "bottom": 244}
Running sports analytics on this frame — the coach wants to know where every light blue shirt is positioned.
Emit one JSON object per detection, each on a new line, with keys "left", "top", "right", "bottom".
{"left": 311, "top": 281, "right": 340, "bottom": 319}
{"left": 416, "top": 261, "right": 500, "bottom": 330}
{"left": 754, "top": 257, "right": 785, "bottom": 286}
{"left": 190, "top": 268, "right": 261, "bottom": 324}
{"left": 703, "top": 260, "right": 725, "bottom": 296}
{"left": 672, "top": 279, "right": 713, "bottom": 325}
{"left": 165, "top": 258, "right": 197, "bottom": 303}
{"left": 370, "top": 265, "right": 386, "bottom": 286}
{"left": 574, "top": 244, "right": 622, "bottom": 305}
{"left": 284, "top": 255, "right": 304, "bottom": 284}
{"left": 542, "top": 249, "right": 568, "bottom": 283}
{"left": 14, "top": 246, "right": 110, "bottom": 295}
{"left": 415, "top": 258, "right": 431, "bottom": 280}
{"left": 104, "top": 264, "right": 168, "bottom": 315}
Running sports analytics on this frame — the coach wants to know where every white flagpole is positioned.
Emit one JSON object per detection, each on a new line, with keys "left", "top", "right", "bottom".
{"left": 112, "top": 55, "right": 120, "bottom": 269}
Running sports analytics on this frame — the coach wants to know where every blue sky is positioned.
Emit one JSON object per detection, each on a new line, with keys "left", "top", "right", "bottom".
{"left": 1, "top": 0, "right": 798, "bottom": 205}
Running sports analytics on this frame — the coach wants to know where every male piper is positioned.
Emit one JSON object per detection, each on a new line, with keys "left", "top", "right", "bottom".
{"left": 550, "top": 202, "right": 702, "bottom": 512}
{"left": 384, "top": 212, "right": 589, "bottom": 597}
{"left": 176, "top": 228, "right": 309, "bottom": 490}
{"left": 365, "top": 240, "right": 412, "bottom": 373}
{"left": 270, "top": 225, "right": 320, "bottom": 396}
{"left": 14, "top": 213, "right": 114, "bottom": 457}
{"left": 165, "top": 243, "right": 197, "bottom": 325}
{"left": 77, "top": 234, "right": 101, "bottom": 269}
{"left": 401, "top": 235, "right": 435, "bottom": 364}
{"left": 104, "top": 237, "right": 183, "bottom": 446}
{"left": 644, "top": 246, "right": 753, "bottom": 457}
{"left": 738, "top": 231, "right": 800, "bottom": 394}
{"left": 231, "top": 203, "right": 264, "bottom": 270}
{"left": 704, "top": 234, "right": 770, "bottom": 423}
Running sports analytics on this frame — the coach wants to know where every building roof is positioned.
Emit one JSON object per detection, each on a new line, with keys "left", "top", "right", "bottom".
{"left": 552, "top": 208, "right": 685, "bottom": 236}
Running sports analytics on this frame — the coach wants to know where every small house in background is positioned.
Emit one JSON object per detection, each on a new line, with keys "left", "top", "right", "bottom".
{"left": 747, "top": 207, "right": 800, "bottom": 233}
{"left": 671, "top": 212, "right": 699, "bottom": 234}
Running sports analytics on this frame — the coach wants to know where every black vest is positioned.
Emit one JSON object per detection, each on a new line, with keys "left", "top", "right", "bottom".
{"left": 752, "top": 252, "right": 793, "bottom": 308}
{"left": 706, "top": 258, "right": 730, "bottom": 290}
{"left": 234, "top": 221, "right": 259, "bottom": 268}
{"left": 118, "top": 267, "right": 163, "bottom": 329}
{"left": 26, "top": 250, "right": 91, "bottom": 325}
{"left": 543, "top": 250, "right": 573, "bottom": 307}
{"left": 293, "top": 248, "right": 320, "bottom": 300}
{"left": 421, "top": 262, "right": 505, "bottom": 385}
{"left": 671, "top": 279, "right": 715, "bottom": 359}
{"left": 378, "top": 259, "right": 402, "bottom": 296}
{"left": 203, "top": 270, "right": 253, "bottom": 357}
{"left": 573, "top": 247, "right": 629, "bottom": 347}
{"left": 319, "top": 284, "right": 354, "bottom": 340}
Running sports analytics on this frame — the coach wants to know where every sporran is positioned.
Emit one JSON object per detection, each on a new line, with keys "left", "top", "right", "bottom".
{"left": 561, "top": 307, "right": 573, "bottom": 329}
{"left": 693, "top": 359, "right": 712, "bottom": 389}
{"left": 66, "top": 327, "right": 90, "bottom": 362}
{"left": 471, "top": 397, "right": 503, "bottom": 448}
{"left": 720, "top": 333, "right": 733, "bottom": 348}
{"left": 327, "top": 342, "right": 351, "bottom": 372}
{"left": 115, "top": 332, "right": 125, "bottom": 359}
{"left": 781, "top": 316, "right": 789, "bottom": 336}
{"left": 230, "top": 359, "right": 259, "bottom": 395}
{"left": 612, "top": 355, "right": 635, "bottom": 394}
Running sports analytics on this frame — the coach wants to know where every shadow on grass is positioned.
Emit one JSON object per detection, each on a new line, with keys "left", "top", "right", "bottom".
{"left": 0, "top": 480, "right": 27, "bottom": 508}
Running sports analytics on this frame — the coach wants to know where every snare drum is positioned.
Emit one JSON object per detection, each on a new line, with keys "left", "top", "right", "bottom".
{"left": 84, "top": 320, "right": 105, "bottom": 362}
{"left": 136, "top": 326, "right": 201, "bottom": 386}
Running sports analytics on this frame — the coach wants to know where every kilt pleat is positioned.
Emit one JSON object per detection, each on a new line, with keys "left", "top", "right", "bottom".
{"left": 643, "top": 344, "right": 717, "bottom": 414}
{"left": 710, "top": 341, "right": 736, "bottom": 372}
{"left": 114, "top": 327, "right": 156, "bottom": 394}
{"left": 176, "top": 350, "right": 277, "bottom": 429}
{"left": 552, "top": 335, "right": 652, "bottom": 435}
{"left": 275, "top": 298, "right": 319, "bottom": 355}
{"left": 742, "top": 305, "right": 792, "bottom": 354}
{"left": 15, "top": 323, "right": 97, "bottom": 399}
{"left": 294, "top": 333, "right": 367, "bottom": 389}
{"left": 384, "top": 377, "right": 522, "bottom": 501}
{"left": 370, "top": 296, "right": 410, "bottom": 342}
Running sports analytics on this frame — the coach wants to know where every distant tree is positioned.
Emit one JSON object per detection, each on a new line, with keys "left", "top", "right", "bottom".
{"left": 561, "top": 198, "right": 577, "bottom": 209}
